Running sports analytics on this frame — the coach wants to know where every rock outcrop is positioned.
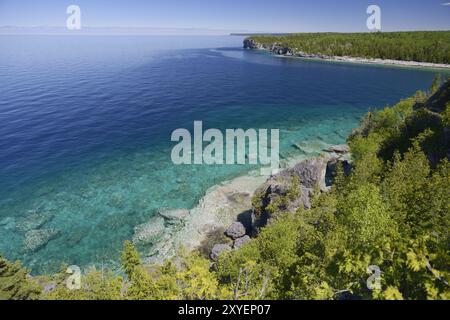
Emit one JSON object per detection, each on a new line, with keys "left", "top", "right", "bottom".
{"left": 204, "top": 145, "right": 351, "bottom": 261}
{"left": 250, "top": 147, "right": 351, "bottom": 234}
{"left": 291, "top": 157, "right": 329, "bottom": 191}
{"left": 243, "top": 39, "right": 263, "bottom": 49}
{"left": 250, "top": 156, "right": 329, "bottom": 232}
{"left": 244, "top": 39, "right": 294, "bottom": 56}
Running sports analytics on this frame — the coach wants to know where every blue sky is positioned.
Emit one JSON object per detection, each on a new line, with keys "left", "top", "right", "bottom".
{"left": 0, "top": 0, "right": 449, "bottom": 33}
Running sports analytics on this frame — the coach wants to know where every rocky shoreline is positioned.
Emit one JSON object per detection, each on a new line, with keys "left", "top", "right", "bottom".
{"left": 0, "top": 143, "right": 351, "bottom": 268}
{"left": 133, "top": 144, "right": 351, "bottom": 264}
{"left": 243, "top": 39, "right": 450, "bottom": 70}
{"left": 204, "top": 145, "right": 351, "bottom": 261}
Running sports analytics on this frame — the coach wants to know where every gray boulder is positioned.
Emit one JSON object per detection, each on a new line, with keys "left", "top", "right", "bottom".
{"left": 210, "top": 244, "right": 232, "bottom": 261}
{"left": 291, "top": 157, "right": 328, "bottom": 190}
{"left": 233, "top": 236, "right": 251, "bottom": 249}
{"left": 225, "top": 221, "right": 246, "bottom": 240}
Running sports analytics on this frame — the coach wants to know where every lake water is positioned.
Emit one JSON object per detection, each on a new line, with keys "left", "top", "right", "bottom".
{"left": 0, "top": 35, "right": 444, "bottom": 274}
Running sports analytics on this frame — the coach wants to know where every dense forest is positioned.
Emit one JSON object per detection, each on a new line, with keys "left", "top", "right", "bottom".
{"left": 248, "top": 32, "right": 450, "bottom": 64}
{"left": 1, "top": 77, "right": 450, "bottom": 300}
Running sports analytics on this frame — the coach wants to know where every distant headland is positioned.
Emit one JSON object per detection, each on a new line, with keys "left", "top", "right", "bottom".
{"left": 243, "top": 31, "right": 450, "bottom": 69}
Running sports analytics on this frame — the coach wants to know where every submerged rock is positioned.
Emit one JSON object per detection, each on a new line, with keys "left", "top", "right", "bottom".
{"left": 143, "top": 233, "right": 175, "bottom": 264}
{"left": 325, "top": 144, "right": 350, "bottom": 154}
{"left": 292, "top": 139, "right": 330, "bottom": 155}
{"left": 210, "top": 244, "right": 232, "bottom": 261}
{"left": 16, "top": 212, "right": 53, "bottom": 232}
{"left": 65, "top": 228, "right": 88, "bottom": 247}
{"left": 23, "top": 229, "right": 60, "bottom": 252}
{"left": 132, "top": 216, "right": 166, "bottom": 245}
{"left": 225, "top": 221, "right": 246, "bottom": 240}
{"left": 0, "top": 217, "right": 15, "bottom": 230}
{"left": 158, "top": 208, "right": 189, "bottom": 221}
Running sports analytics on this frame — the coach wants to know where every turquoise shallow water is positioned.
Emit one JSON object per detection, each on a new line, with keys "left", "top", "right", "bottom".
{"left": 0, "top": 35, "right": 446, "bottom": 274}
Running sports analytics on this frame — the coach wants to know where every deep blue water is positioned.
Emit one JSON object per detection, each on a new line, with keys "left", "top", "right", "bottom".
{"left": 0, "top": 35, "right": 444, "bottom": 273}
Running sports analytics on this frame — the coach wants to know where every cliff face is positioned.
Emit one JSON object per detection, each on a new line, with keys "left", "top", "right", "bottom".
{"left": 244, "top": 38, "right": 365, "bottom": 60}
{"left": 205, "top": 146, "right": 352, "bottom": 261}
{"left": 243, "top": 39, "right": 295, "bottom": 56}
{"left": 243, "top": 38, "right": 330, "bottom": 58}
{"left": 250, "top": 151, "right": 351, "bottom": 235}
{"left": 243, "top": 39, "right": 262, "bottom": 49}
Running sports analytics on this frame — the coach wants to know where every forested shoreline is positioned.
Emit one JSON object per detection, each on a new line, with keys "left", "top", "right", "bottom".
{"left": 245, "top": 32, "right": 450, "bottom": 65}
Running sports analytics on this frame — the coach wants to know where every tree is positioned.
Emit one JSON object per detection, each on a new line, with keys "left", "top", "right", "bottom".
{"left": 121, "top": 240, "right": 141, "bottom": 280}
{"left": 176, "top": 254, "right": 226, "bottom": 300}
{"left": 430, "top": 75, "right": 442, "bottom": 94}
{"left": 43, "top": 267, "right": 123, "bottom": 300}
{"left": 0, "top": 255, "right": 41, "bottom": 300}
{"left": 383, "top": 143, "right": 431, "bottom": 235}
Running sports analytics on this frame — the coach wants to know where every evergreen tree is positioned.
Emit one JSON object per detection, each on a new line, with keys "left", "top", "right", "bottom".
{"left": 121, "top": 240, "right": 141, "bottom": 280}
{"left": 0, "top": 255, "right": 41, "bottom": 300}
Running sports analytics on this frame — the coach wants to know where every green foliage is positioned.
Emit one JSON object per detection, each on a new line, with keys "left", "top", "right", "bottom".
{"left": 383, "top": 143, "right": 431, "bottom": 234}
{"left": 348, "top": 133, "right": 383, "bottom": 183}
{"left": 350, "top": 79, "right": 450, "bottom": 165}
{"left": 339, "top": 183, "right": 395, "bottom": 248}
{"left": 216, "top": 214, "right": 303, "bottom": 299}
{"left": 249, "top": 31, "right": 450, "bottom": 64}
{"left": 42, "top": 267, "right": 123, "bottom": 300}
{"left": 431, "top": 75, "right": 443, "bottom": 94}
{"left": 121, "top": 240, "right": 141, "bottom": 279}
{"left": 176, "top": 253, "right": 227, "bottom": 300}
{"left": 443, "top": 102, "right": 450, "bottom": 127}
{"left": 0, "top": 255, "right": 41, "bottom": 300}
{"left": 125, "top": 266, "right": 160, "bottom": 300}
